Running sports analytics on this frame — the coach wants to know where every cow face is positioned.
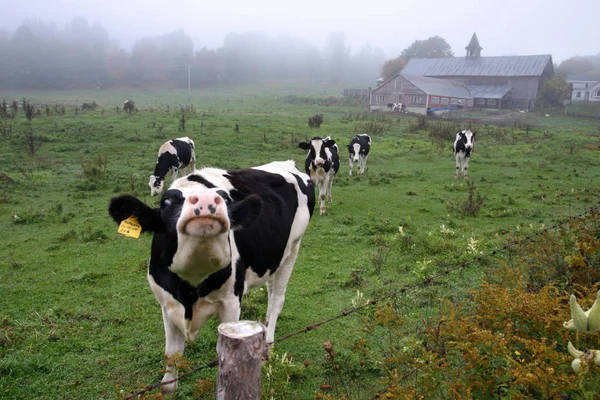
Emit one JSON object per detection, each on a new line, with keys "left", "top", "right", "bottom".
{"left": 299, "top": 137, "right": 336, "bottom": 168}
{"left": 110, "top": 178, "right": 263, "bottom": 286}
{"left": 149, "top": 175, "right": 165, "bottom": 196}
{"left": 349, "top": 143, "right": 361, "bottom": 162}
{"left": 459, "top": 130, "right": 476, "bottom": 150}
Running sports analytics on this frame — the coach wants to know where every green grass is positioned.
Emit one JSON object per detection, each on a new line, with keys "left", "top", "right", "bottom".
{"left": 1, "top": 83, "right": 599, "bottom": 399}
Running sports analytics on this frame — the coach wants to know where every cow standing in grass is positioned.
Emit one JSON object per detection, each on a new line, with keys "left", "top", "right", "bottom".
{"left": 299, "top": 136, "right": 340, "bottom": 215}
{"left": 109, "top": 160, "right": 315, "bottom": 394}
{"left": 453, "top": 130, "right": 476, "bottom": 179}
{"left": 348, "top": 134, "right": 371, "bottom": 176}
{"left": 149, "top": 137, "right": 196, "bottom": 196}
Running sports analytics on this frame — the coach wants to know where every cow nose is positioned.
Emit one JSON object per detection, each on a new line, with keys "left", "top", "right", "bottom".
{"left": 315, "top": 158, "right": 325, "bottom": 165}
{"left": 187, "top": 193, "right": 223, "bottom": 213}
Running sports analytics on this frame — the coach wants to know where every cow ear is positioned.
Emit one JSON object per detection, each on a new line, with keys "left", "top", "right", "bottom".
{"left": 472, "top": 131, "right": 476, "bottom": 137}
{"left": 230, "top": 194, "right": 263, "bottom": 230}
{"left": 298, "top": 142, "right": 311, "bottom": 150}
{"left": 324, "top": 139, "right": 336, "bottom": 147}
{"left": 108, "top": 195, "right": 164, "bottom": 233}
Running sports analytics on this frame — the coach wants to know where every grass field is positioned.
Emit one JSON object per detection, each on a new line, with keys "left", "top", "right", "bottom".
{"left": 1, "top": 83, "right": 599, "bottom": 399}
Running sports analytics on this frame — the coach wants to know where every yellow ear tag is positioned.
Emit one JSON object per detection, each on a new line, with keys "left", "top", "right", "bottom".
{"left": 118, "top": 216, "right": 142, "bottom": 239}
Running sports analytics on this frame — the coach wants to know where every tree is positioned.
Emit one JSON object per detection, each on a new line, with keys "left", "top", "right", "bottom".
{"left": 380, "top": 55, "right": 408, "bottom": 80}
{"left": 380, "top": 36, "right": 453, "bottom": 80}
{"left": 324, "top": 32, "right": 350, "bottom": 83}
{"left": 557, "top": 57, "right": 594, "bottom": 75}
{"left": 537, "top": 73, "right": 570, "bottom": 108}
{"left": 401, "top": 36, "right": 454, "bottom": 60}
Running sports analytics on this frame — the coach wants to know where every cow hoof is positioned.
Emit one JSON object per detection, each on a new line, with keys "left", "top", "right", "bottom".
{"left": 464, "top": 177, "right": 468, "bottom": 180}
{"left": 453, "top": 175, "right": 458, "bottom": 180}
{"left": 319, "top": 209, "right": 326, "bottom": 215}
{"left": 161, "top": 374, "right": 178, "bottom": 394}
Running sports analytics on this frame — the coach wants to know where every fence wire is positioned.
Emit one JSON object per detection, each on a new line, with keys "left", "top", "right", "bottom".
{"left": 123, "top": 205, "right": 599, "bottom": 399}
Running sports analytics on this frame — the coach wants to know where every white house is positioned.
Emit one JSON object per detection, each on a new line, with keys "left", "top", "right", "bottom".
{"left": 567, "top": 75, "right": 599, "bottom": 101}
{"left": 588, "top": 82, "right": 600, "bottom": 102}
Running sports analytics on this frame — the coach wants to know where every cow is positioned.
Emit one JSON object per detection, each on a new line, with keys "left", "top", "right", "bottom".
{"left": 347, "top": 134, "right": 371, "bottom": 176}
{"left": 453, "top": 130, "right": 476, "bottom": 179}
{"left": 149, "top": 137, "right": 196, "bottom": 196}
{"left": 392, "top": 102, "right": 404, "bottom": 112}
{"left": 109, "top": 160, "right": 315, "bottom": 394}
{"left": 298, "top": 136, "right": 340, "bottom": 215}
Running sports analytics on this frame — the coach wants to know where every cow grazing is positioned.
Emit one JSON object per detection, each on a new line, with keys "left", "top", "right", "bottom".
{"left": 109, "top": 160, "right": 315, "bottom": 394}
{"left": 298, "top": 136, "right": 340, "bottom": 215}
{"left": 453, "top": 130, "right": 476, "bottom": 179}
{"left": 149, "top": 137, "right": 196, "bottom": 196}
{"left": 347, "top": 134, "right": 371, "bottom": 176}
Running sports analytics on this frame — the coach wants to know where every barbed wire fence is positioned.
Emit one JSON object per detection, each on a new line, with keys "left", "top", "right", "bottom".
{"left": 123, "top": 205, "right": 599, "bottom": 399}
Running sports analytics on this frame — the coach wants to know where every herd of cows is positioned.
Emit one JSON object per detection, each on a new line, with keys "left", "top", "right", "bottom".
{"left": 108, "top": 128, "right": 475, "bottom": 393}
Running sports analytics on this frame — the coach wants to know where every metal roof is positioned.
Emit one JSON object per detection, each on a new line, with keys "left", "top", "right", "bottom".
{"left": 401, "top": 74, "right": 472, "bottom": 98}
{"left": 466, "top": 85, "right": 512, "bottom": 99}
{"left": 402, "top": 55, "right": 552, "bottom": 77}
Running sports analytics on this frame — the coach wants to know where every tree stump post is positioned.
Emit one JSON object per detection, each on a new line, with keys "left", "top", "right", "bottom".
{"left": 217, "top": 321, "right": 266, "bottom": 399}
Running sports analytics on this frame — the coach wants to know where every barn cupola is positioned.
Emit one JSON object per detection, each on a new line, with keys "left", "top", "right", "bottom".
{"left": 465, "top": 32, "right": 482, "bottom": 59}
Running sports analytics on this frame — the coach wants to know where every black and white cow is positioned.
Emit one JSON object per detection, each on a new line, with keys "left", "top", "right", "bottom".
{"left": 109, "top": 160, "right": 315, "bottom": 394}
{"left": 453, "top": 130, "right": 476, "bottom": 179}
{"left": 347, "top": 134, "right": 371, "bottom": 176}
{"left": 149, "top": 137, "right": 196, "bottom": 196}
{"left": 298, "top": 136, "right": 340, "bottom": 215}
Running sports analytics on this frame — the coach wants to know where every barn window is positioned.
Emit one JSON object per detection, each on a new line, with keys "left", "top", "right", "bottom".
{"left": 441, "top": 97, "right": 449, "bottom": 105}
{"left": 375, "top": 94, "right": 385, "bottom": 102}
{"left": 595, "top": 89, "right": 600, "bottom": 97}
{"left": 430, "top": 97, "right": 439, "bottom": 105}
{"left": 487, "top": 99, "right": 496, "bottom": 106}
{"left": 411, "top": 96, "right": 423, "bottom": 104}
{"left": 451, "top": 98, "right": 461, "bottom": 105}
{"left": 576, "top": 92, "right": 581, "bottom": 98}
{"left": 476, "top": 99, "right": 485, "bottom": 105}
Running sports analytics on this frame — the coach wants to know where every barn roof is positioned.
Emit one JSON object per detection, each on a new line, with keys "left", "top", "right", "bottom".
{"left": 401, "top": 74, "right": 472, "bottom": 98}
{"left": 466, "top": 85, "right": 512, "bottom": 99}
{"left": 402, "top": 55, "right": 553, "bottom": 77}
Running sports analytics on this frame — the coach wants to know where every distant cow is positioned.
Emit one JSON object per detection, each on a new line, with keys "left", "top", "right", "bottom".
{"left": 149, "top": 137, "right": 196, "bottom": 196}
{"left": 453, "top": 130, "right": 476, "bottom": 179}
{"left": 392, "top": 102, "right": 405, "bottom": 112}
{"left": 109, "top": 160, "right": 315, "bottom": 394}
{"left": 299, "top": 136, "right": 340, "bottom": 215}
{"left": 347, "top": 134, "right": 371, "bottom": 176}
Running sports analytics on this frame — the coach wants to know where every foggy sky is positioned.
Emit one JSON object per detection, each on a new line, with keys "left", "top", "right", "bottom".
{"left": 2, "top": 0, "right": 599, "bottom": 64}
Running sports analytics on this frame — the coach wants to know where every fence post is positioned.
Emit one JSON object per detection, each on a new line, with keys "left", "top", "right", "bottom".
{"left": 217, "top": 321, "right": 266, "bottom": 400}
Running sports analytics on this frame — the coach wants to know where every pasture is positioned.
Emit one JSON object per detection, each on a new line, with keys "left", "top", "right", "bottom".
{"left": 1, "top": 83, "right": 599, "bottom": 399}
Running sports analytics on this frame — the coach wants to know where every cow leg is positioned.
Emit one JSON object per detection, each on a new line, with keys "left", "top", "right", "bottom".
{"left": 160, "top": 308, "right": 186, "bottom": 394}
{"left": 463, "top": 157, "right": 469, "bottom": 180}
{"left": 454, "top": 154, "right": 460, "bottom": 179}
{"left": 264, "top": 241, "right": 300, "bottom": 343}
{"left": 318, "top": 180, "right": 327, "bottom": 215}
{"left": 360, "top": 155, "right": 368, "bottom": 175}
{"left": 348, "top": 158, "right": 353, "bottom": 176}
{"left": 327, "top": 175, "right": 334, "bottom": 203}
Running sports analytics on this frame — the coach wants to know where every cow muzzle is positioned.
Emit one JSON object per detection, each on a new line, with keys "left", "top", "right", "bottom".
{"left": 315, "top": 158, "right": 325, "bottom": 166}
{"left": 177, "top": 193, "right": 229, "bottom": 236}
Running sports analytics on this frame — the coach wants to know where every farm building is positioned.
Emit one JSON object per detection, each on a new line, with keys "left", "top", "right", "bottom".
{"left": 370, "top": 33, "right": 554, "bottom": 114}
{"left": 567, "top": 75, "right": 600, "bottom": 102}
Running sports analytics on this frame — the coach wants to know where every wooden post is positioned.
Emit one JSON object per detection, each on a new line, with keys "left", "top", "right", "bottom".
{"left": 217, "top": 321, "right": 265, "bottom": 400}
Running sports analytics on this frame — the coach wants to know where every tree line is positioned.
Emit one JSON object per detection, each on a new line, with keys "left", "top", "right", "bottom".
{"left": 0, "top": 18, "right": 386, "bottom": 89}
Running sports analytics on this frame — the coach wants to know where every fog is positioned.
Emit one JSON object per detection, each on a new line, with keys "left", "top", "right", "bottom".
{"left": 0, "top": 0, "right": 599, "bottom": 89}
{"left": 4, "top": 0, "right": 599, "bottom": 62}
